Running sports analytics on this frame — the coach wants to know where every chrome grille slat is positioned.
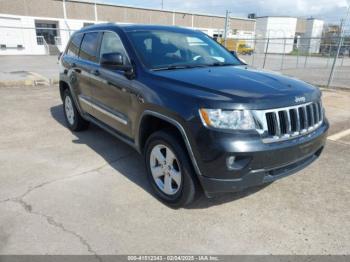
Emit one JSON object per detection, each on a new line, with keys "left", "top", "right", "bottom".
{"left": 303, "top": 106, "right": 309, "bottom": 131}
{"left": 286, "top": 110, "right": 292, "bottom": 134}
{"left": 313, "top": 103, "right": 319, "bottom": 124}
{"left": 274, "top": 112, "right": 281, "bottom": 137}
{"left": 258, "top": 101, "right": 324, "bottom": 143}
{"left": 295, "top": 108, "right": 301, "bottom": 132}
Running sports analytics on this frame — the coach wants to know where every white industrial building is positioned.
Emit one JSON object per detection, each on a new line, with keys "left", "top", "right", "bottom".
{"left": 0, "top": 0, "right": 256, "bottom": 56}
{"left": 255, "top": 16, "right": 298, "bottom": 54}
{"left": 255, "top": 16, "right": 325, "bottom": 54}
{"left": 299, "top": 18, "right": 325, "bottom": 53}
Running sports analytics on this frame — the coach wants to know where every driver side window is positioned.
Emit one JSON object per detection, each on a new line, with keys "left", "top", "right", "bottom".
{"left": 100, "top": 32, "right": 130, "bottom": 65}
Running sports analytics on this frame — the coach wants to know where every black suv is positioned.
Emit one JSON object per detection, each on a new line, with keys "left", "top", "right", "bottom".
{"left": 59, "top": 24, "right": 329, "bottom": 207}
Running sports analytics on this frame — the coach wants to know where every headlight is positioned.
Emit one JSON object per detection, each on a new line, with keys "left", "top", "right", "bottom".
{"left": 199, "top": 109, "right": 256, "bottom": 130}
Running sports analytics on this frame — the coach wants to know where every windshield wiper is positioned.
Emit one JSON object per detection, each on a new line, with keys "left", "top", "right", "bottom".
{"left": 152, "top": 65, "right": 193, "bottom": 71}
{"left": 152, "top": 64, "right": 214, "bottom": 71}
{"left": 209, "top": 62, "right": 238, "bottom": 67}
{"left": 151, "top": 63, "right": 237, "bottom": 71}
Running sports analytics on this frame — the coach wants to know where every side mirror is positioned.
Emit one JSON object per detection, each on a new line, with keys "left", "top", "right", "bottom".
{"left": 101, "top": 52, "right": 124, "bottom": 67}
{"left": 101, "top": 52, "right": 135, "bottom": 79}
{"left": 230, "top": 50, "right": 238, "bottom": 57}
{"left": 230, "top": 50, "right": 247, "bottom": 65}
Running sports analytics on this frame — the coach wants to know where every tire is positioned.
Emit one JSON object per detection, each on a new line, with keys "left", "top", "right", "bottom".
{"left": 63, "top": 89, "right": 89, "bottom": 132}
{"left": 144, "top": 130, "right": 200, "bottom": 208}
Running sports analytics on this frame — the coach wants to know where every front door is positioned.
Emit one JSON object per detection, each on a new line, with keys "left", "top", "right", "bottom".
{"left": 89, "top": 31, "right": 133, "bottom": 136}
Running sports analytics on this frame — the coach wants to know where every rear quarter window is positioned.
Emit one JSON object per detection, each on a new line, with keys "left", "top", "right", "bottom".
{"left": 66, "top": 33, "right": 83, "bottom": 58}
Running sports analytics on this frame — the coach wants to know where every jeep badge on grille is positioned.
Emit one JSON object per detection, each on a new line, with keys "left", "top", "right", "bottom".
{"left": 295, "top": 96, "right": 306, "bottom": 103}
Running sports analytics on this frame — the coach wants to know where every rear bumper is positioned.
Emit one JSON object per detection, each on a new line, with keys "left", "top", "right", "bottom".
{"left": 195, "top": 120, "right": 329, "bottom": 196}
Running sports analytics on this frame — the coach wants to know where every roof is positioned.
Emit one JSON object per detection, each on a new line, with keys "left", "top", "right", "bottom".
{"left": 79, "top": 23, "right": 200, "bottom": 33}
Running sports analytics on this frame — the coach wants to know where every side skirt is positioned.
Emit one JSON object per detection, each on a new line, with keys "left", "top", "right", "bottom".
{"left": 85, "top": 114, "right": 140, "bottom": 153}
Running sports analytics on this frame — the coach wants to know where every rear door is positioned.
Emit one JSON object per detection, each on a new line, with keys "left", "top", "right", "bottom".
{"left": 63, "top": 33, "right": 94, "bottom": 114}
{"left": 76, "top": 32, "right": 102, "bottom": 115}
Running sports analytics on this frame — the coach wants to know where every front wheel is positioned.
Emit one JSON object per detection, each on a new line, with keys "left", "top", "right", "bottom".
{"left": 144, "top": 130, "right": 200, "bottom": 208}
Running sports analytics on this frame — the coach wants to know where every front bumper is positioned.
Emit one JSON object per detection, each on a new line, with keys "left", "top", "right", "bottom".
{"left": 193, "top": 120, "right": 329, "bottom": 196}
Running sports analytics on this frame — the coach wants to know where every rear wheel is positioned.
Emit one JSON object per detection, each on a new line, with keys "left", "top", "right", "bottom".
{"left": 63, "top": 89, "right": 89, "bottom": 132}
{"left": 144, "top": 130, "right": 200, "bottom": 208}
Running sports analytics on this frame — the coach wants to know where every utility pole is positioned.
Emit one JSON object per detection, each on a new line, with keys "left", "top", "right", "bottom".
{"left": 161, "top": 0, "right": 164, "bottom": 9}
{"left": 223, "top": 10, "right": 231, "bottom": 47}
{"left": 94, "top": 0, "right": 98, "bottom": 22}
{"left": 327, "top": 4, "right": 350, "bottom": 87}
{"left": 62, "top": 0, "right": 71, "bottom": 36}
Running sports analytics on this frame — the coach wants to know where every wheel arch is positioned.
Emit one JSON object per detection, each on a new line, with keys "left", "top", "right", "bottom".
{"left": 137, "top": 111, "right": 202, "bottom": 177}
{"left": 59, "top": 79, "right": 86, "bottom": 117}
{"left": 59, "top": 80, "right": 70, "bottom": 101}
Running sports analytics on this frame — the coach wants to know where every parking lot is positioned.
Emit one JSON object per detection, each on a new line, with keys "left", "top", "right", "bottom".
{"left": 0, "top": 55, "right": 349, "bottom": 90}
{"left": 0, "top": 84, "right": 349, "bottom": 256}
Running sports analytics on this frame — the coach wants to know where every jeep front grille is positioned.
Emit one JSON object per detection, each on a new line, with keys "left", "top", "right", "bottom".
{"left": 254, "top": 101, "right": 324, "bottom": 143}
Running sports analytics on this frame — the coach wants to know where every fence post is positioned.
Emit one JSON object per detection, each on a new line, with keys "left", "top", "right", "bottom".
{"left": 296, "top": 47, "right": 299, "bottom": 68}
{"left": 304, "top": 46, "right": 309, "bottom": 68}
{"left": 326, "top": 46, "right": 331, "bottom": 68}
{"left": 251, "top": 37, "right": 257, "bottom": 67}
{"left": 327, "top": 36, "right": 343, "bottom": 87}
{"left": 281, "top": 38, "right": 286, "bottom": 70}
{"left": 328, "top": 7, "right": 349, "bottom": 87}
{"left": 263, "top": 37, "right": 269, "bottom": 69}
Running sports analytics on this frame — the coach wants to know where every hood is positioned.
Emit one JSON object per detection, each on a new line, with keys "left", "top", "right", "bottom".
{"left": 151, "top": 66, "right": 320, "bottom": 109}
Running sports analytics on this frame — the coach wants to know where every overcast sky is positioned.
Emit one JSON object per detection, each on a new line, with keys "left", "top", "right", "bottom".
{"left": 102, "top": 0, "right": 350, "bottom": 24}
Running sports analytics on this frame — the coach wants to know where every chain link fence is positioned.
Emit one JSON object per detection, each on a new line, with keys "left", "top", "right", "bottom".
{"left": 230, "top": 36, "right": 350, "bottom": 89}
{"left": 0, "top": 24, "right": 349, "bottom": 89}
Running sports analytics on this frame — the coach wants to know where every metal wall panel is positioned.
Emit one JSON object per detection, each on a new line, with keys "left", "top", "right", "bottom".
{"left": 149, "top": 10, "right": 173, "bottom": 25}
{"left": 296, "top": 18, "right": 307, "bottom": 34}
{"left": 211, "top": 17, "right": 225, "bottom": 28}
{"left": 0, "top": 0, "right": 255, "bottom": 32}
{"left": 26, "top": 0, "right": 63, "bottom": 18}
{"left": 175, "top": 13, "right": 192, "bottom": 27}
{"left": 97, "top": 5, "right": 125, "bottom": 22}
{"left": 193, "top": 15, "right": 211, "bottom": 28}
{"left": 66, "top": 1, "right": 95, "bottom": 20}
{"left": 0, "top": 0, "right": 26, "bottom": 16}
{"left": 231, "top": 19, "right": 255, "bottom": 31}
{"left": 124, "top": 8, "right": 152, "bottom": 24}
{"left": 0, "top": 0, "right": 63, "bottom": 18}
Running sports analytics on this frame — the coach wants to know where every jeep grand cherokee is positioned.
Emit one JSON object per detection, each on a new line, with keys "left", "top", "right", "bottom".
{"left": 59, "top": 24, "right": 329, "bottom": 207}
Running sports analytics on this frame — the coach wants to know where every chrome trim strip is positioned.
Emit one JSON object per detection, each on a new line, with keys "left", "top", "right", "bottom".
{"left": 79, "top": 96, "right": 128, "bottom": 125}
{"left": 286, "top": 110, "right": 292, "bottom": 134}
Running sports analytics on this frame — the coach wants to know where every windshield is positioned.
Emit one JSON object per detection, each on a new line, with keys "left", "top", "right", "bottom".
{"left": 127, "top": 30, "right": 242, "bottom": 70}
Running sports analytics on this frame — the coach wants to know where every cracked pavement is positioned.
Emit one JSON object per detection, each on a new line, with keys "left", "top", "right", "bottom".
{"left": 0, "top": 86, "right": 350, "bottom": 255}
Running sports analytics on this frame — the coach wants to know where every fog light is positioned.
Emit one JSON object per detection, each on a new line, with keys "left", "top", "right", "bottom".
{"left": 226, "top": 156, "right": 236, "bottom": 171}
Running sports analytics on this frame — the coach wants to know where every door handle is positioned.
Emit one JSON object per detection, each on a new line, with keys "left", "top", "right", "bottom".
{"left": 91, "top": 69, "right": 100, "bottom": 76}
{"left": 70, "top": 63, "right": 81, "bottom": 73}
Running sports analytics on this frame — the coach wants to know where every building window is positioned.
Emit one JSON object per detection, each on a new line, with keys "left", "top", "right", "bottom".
{"left": 35, "top": 20, "right": 59, "bottom": 45}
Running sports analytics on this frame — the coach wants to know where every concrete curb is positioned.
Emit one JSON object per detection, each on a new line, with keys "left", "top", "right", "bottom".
{"left": 0, "top": 78, "right": 59, "bottom": 87}
{"left": 319, "top": 86, "right": 350, "bottom": 92}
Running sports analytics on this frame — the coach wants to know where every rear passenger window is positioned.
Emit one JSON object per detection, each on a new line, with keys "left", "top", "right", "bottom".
{"left": 79, "top": 32, "right": 99, "bottom": 63}
{"left": 67, "top": 33, "right": 83, "bottom": 57}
